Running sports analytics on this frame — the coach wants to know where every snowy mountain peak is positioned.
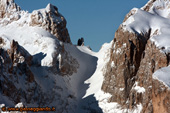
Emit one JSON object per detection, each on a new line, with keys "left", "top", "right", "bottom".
{"left": 0, "top": 0, "right": 20, "bottom": 16}
{"left": 45, "top": 3, "right": 58, "bottom": 13}
{"left": 1, "top": 0, "right": 14, "bottom": 6}
{"left": 142, "top": 0, "right": 170, "bottom": 18}
{"left": 30, "top": 3, "right": 71, "bottom": 43}
{"left": 121, "top": 0, "right": 170, "bottom": 54}
{"left": 0, "top": 1, "right": 79, "bottom": 112}
{"left": 0, "top": 0, "right": 20, "bottom": 25}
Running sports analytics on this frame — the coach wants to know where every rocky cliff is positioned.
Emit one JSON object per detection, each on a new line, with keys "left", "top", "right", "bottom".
{"left": 30, "top": 4, "right": 71, "bottom": 43}
{"left": 102, "top": 0, "right": 170, "bottom": 113}
{"left": 0, "top": 0, "right": 71, "bottom": 43}
{"left": 0, "top": 0, "right": 79, "bottom": 112}
{"left": 1, "top": 0, "right": 170, "bottom": 113}
{"left": 0, "top": 0, "right": 20, "bottom": 20}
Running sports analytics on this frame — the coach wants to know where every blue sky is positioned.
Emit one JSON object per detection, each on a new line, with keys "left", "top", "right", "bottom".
{"left": 15, "top": 0, "right": 148, "bottom": 52}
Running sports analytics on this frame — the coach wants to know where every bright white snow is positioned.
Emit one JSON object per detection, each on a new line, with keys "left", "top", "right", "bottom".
{"left": 123, "top": 7, "right": 170, "bottom": 53}
{"left": 142, "top": 0, "right": 170, "bottom": 19}
{"left": 2, "top": 0, "right": 167, "bottom": 112}
{"left": 153, "top": 66, "right": 170, "bottom": 88}
{"left": 122, "top": 2, "right": 170, "bottom": 91}
{"left": 0, "top": 23, "right": 61, "bottom": 66}
{"left": 132, "top": 82, "right": 145, "bottom": 93}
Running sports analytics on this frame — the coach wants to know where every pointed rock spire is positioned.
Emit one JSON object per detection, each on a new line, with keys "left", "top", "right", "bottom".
{"left": 45, "top": 3, "right": 58, "bottom": 13}
{"left": 0, "top": 0, "right": 20, "bottom": 18}
{"left": 30, "top": 3, "right": 71, "bottom": 43}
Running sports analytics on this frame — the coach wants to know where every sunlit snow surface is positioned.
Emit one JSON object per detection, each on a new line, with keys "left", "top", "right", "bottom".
{"left": 75, "top": 42, "right": 143, "bottom": 113}
{"left": 0, "top": 23, "right": 60, "bottom": 66}
{"left": 0, "top": 7, "right": 142, "bottom": 113}
{"left": 123, "top": 8, "right": 170, "bottom": 53}
{"left": 153, "top": 66, "right": 170, "bottom": 88}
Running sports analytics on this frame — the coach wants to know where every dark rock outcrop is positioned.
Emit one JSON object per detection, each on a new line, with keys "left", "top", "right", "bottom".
{"left": 0, "top": 39, "right": 39, "bottom": 105}
{"left": 77, "top": 37, "right": 84, "bottom": 46}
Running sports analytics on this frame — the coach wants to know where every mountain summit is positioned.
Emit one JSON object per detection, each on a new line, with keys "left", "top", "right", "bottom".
{"left": 0, "top": 0, "right": 20, "bottom": 21}
{"left": 30, "top": 3, "right": 71, "bottom": 43}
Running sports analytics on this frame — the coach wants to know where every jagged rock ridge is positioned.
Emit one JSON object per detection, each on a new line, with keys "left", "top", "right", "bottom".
{"left": 0, "top": 0, "right": 71, "bottom": 43}
{"left": 101, "top": 0, "right": 170, "bottom": 113}
{"left": 2, "top": 0, "right": 170, "bottom": 113}
{"left": 0, "top": 0, "right": 79, "bottom": 112}
{"left": 30, "top": 4, "right": 71, "bottom": 43}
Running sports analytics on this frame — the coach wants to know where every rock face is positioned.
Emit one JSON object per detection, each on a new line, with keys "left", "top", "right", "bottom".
{"left": 102, "top": 26, "right": 151, "bottom": 106}
{"left": 0, "top": 0, "right": 71, "bottom": 43}
{"left": 30, "top": 4, "right": 71, "bottom": 43}
{"left": 0, "top": 39, "right": 78, "bottom": 111}
{"left": 0, "top": 0, "right": 20, "bottom": 22}
{"left": 0, "top": 0, "right": 78, "bottom": 111}
{"left": 0, "top": 0, "right": 76, "bottom": 75}
{"left": 0, "top": 39, "right": 38, "bottom": 104}
{"left": 102, "top": 0, "right": 170, "bottom": 112}
{"left": 142, "top": 0, "right": 170, "bottom": 18}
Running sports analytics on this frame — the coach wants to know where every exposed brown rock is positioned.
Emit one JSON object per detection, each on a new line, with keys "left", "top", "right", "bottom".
{"left": 123, "top": 8, "right": 137, "bottom": 22}
{"left": 152, "top": 79, "right": 170, "bottom": 113}
{"left": 59, "top": 51, "right": 79, "bottom": 76}
{"left": 128, "top": 39, "right": 169, "bottom": 113}
{"left": 10, "top": 40, "right": 33, "bottom": 66}
{"left": 0, "top": 37, "right": 5, "bottom": 48}
{"left": 142, "top": 0, "right": 156, "bottom": 12}
{"left": 0, "top": 39, "right": 62, "bottom": 107}
{"left": 0, "top": 39, "right": 38, "bottom": 105}
{"left": 29, "top": 4, "right": 71, "bottom": 43}
{"left": 102, "top": 10, "right": 170, "bottom": 113}
{"left": 0, "top": 0, "right": 20, "bottom": 22}
{"left": 102, "top": 26, "right": 151, "bottom": 106}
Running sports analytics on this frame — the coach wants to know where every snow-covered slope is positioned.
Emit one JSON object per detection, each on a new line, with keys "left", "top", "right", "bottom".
{"left": 2, "top": 0, "right": 170, "bottom": 113}
{"left": 0, "top": 23, "right": 60, "bottom": 66}
{"left": 0, "top": 0, "right": 78, "bottom": 113}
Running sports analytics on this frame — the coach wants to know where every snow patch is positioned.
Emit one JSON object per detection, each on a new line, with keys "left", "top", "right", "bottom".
{"left": 116, "top": 48, "right": 122, "bottom": 54}
{"left": 0, "top": 23, "right": 61, "bottom": 66}
{"left": 95, "top": 90, "right": 143, "bottom": 113}
{"left": 111, "top": 61, "right": 115, "bottom": 67}
{"left": 142, "top": 0, "right": 170, "bottom": 18}
{"left": 120, "top": 88, "right": 124, "bottom": 91}
{"left": 133, "top": 82, "right": 145, "bottom": 93}
{"left": 153, "top": 66, "right": 170, "bottom": 88}
{"left": 123, "top": 43, "right": 127, "bottom": 48}
{"left": 83, "top": 41, "right": 113, "bottom": 98}
{"left": 81, "top": 40, "right": 143, "bottom": 112}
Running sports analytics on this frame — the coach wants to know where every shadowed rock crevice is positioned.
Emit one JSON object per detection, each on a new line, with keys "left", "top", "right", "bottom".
{"left": 102, "top": 3, "right": 170, "bottom": 111}
{"left": 102, "top": 26, "right": 152, "bottom": 107}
